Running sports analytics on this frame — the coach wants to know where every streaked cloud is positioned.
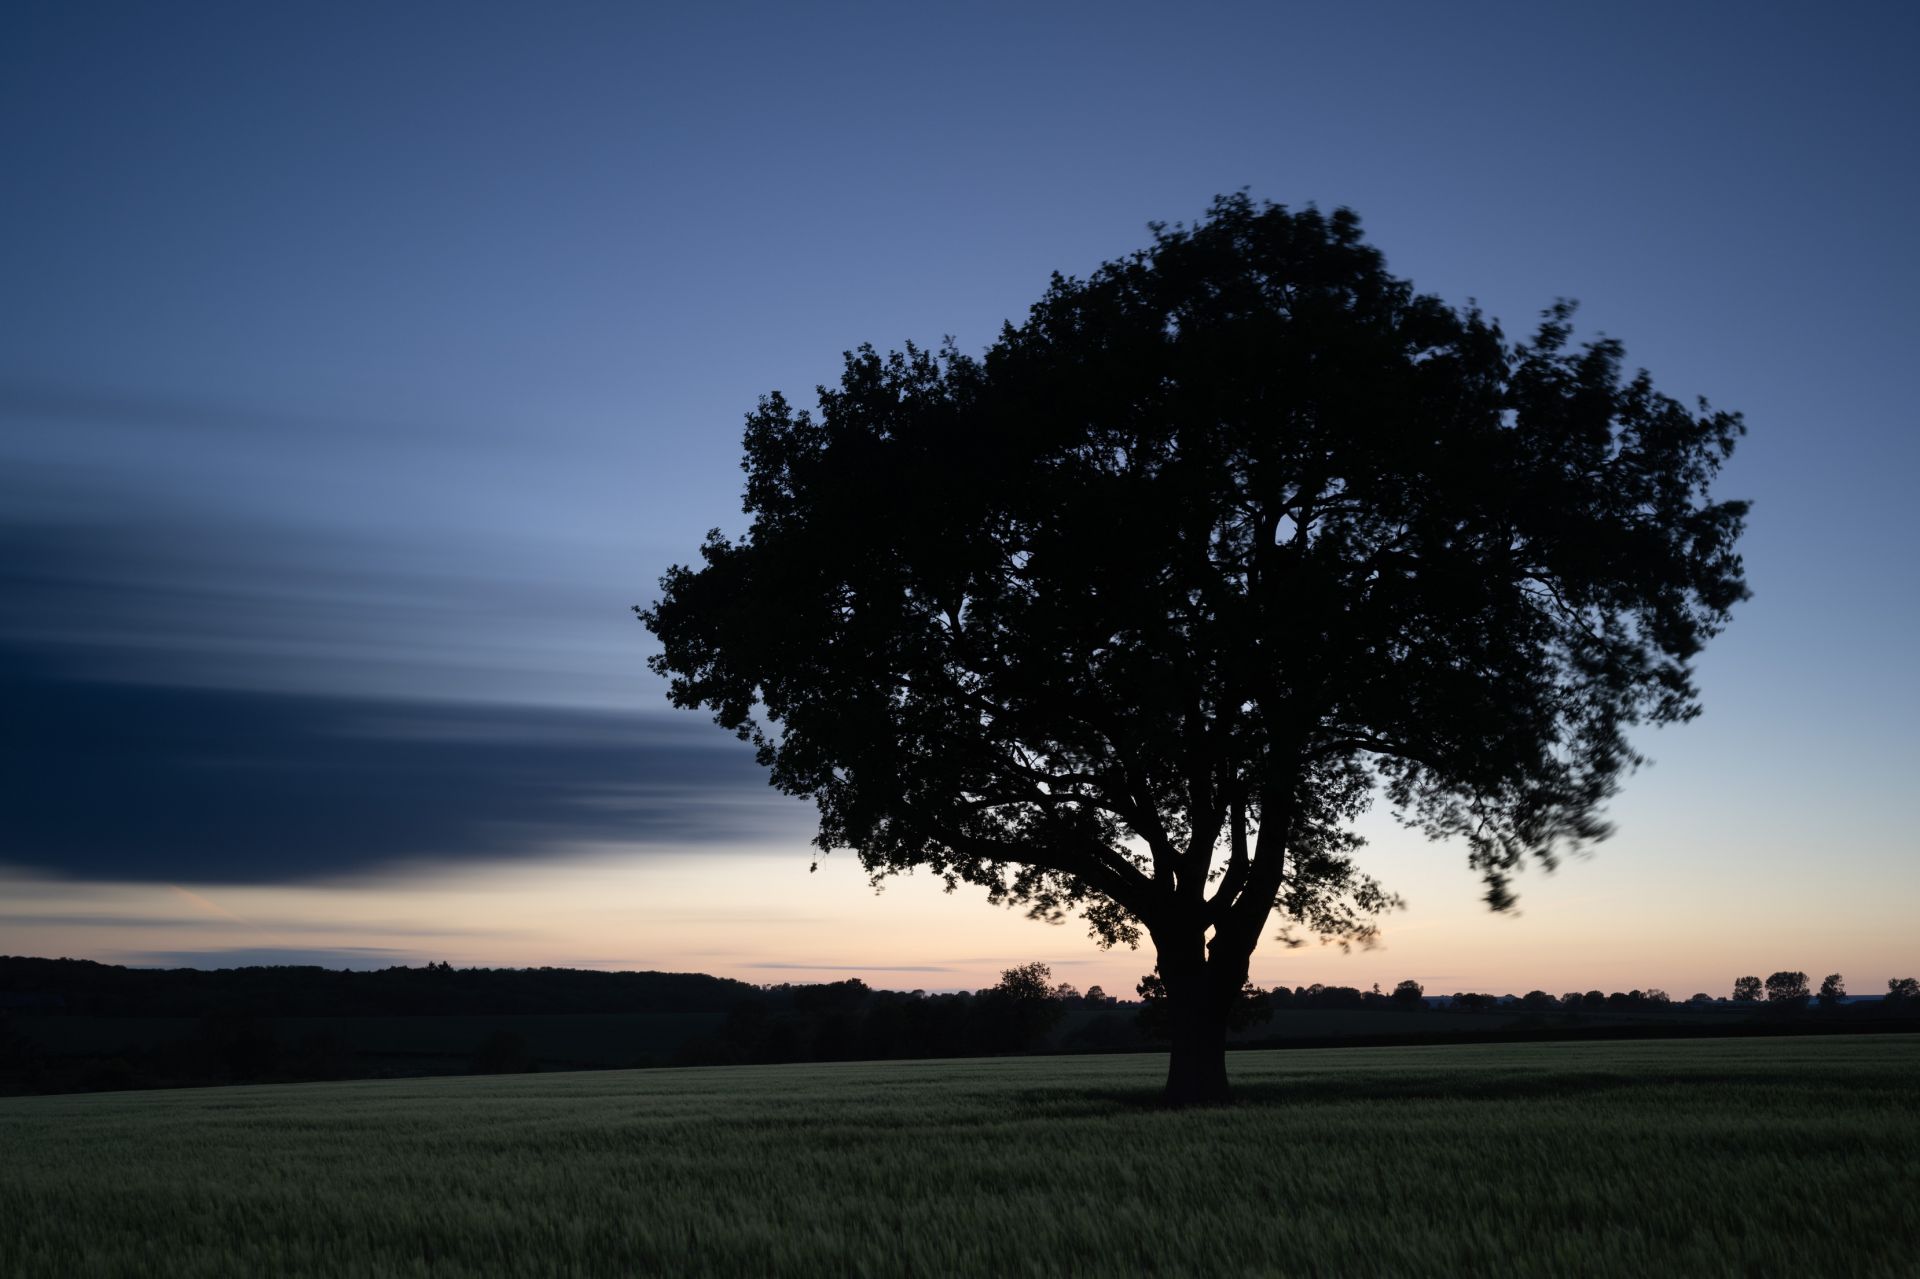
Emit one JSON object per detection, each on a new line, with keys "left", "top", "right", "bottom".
{"left": 168, "top": 885, "right": 249, "bottom": 923}
{"left": 0, "top": 911, "right": 490, "bottom": 936}
{"left": 0, "top": 494, "right": 806, "bottom": 884}
{"left": 1, "top": 647, "right": 800, "bottom": 883}
{"left": 120, "top": 946, "right": 427, "bottom": 970}
{"left": 746, "top": 962, "right": 957, "bottom": 973}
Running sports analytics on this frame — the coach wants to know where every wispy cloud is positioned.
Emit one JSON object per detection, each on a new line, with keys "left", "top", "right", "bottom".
{"left": 117, "top": 946, "right": 427, "bottom": 970}
{"left": 0, "top": 912, "right": 495, "bottom": 937}
{"left": 168, "top": 885, "right": 249, "bottom": 923}
{"left": 745, "top": 962, "right": 956, "bottom": 973}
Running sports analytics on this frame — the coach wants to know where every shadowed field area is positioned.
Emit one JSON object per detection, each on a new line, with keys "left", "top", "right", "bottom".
{"left": 3, "top": 1035, "right": 1916, "bottom": 1276}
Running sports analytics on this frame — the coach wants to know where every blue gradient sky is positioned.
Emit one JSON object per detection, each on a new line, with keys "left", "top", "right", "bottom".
{"left": 3, "top": 2, "right": 1915, "bottom": 997}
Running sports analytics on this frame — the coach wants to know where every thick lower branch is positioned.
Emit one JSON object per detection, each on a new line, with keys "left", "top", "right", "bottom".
{"left": 1210, "top": 785, "right": 1295, "bottom": 955}
{"left": 893, "top": 805, "right": 1162, "bottom": 930}
{"left": 1207, "top": 794, "right": 1251, "bottom": 924}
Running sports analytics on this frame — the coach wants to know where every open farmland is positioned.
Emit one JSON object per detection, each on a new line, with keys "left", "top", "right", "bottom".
{"left": 3, "top": 1036, "right": 1916, "bottom": 1277}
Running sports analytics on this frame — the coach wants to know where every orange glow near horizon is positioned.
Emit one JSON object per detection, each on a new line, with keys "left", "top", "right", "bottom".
{"left": 6, "top": 816, "right": 1916, "bottom": 1002}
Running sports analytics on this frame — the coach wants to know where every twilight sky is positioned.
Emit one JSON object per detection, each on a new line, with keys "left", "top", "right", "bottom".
{"left": 3, "top": 1, "right": 1916, "bottom": 999}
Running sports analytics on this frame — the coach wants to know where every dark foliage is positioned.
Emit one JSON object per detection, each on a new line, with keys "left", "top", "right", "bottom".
{"left": 1765, "top": 971, "right": 1811, "bottom": 1007}
{"left": 0, "top": 957, "right": 1115, "bottom": 1094}
{"left": 640, "top": 195, "right": 1749, "bottom": 1102}
{"left": 469, "top": 1031, "right": 537, "bottom": 1075}
{"left": 0, "top": 955, "right": 757, "bottom": 1017}
{"left": 976, "top": 963, "right": 1071, "bottom": 1053}
{"left": 673, "top": 971, "right": 1107, "bottom": 1067}
{"left": 1732, "top": 975, "right": 1763, "bottom": 1002}
{"left": 6, "top": 955, "right": 1918, "bottom": 1098}
{"left": 194, "top": 1010, "right": 280, "bottom": 1080}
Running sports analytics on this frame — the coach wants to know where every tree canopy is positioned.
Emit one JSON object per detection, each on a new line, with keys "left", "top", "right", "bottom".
{"left": 640, "top": 194, "right": 1749, "bottom": 1102}
{"left": 1765, "top": 971, "right": 1811, "bottom": 1005}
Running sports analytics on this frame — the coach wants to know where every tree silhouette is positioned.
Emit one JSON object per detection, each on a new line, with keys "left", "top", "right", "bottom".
{"left": 1818, "top": 973, "right": 1845, "bottom": 1008}
{"left": 1391, "top": 980, "right": 1425, "bottom": 1008}
{"left": 974, "top": 962, "right": 1067, "bottom": 1052}
{"left": 994, "top": 961, "right": 1058, "bottom": 1003}
{"left": 1732, "top": 975, "right": 1763, "bottom": 1002}
{"left": 640, "top": 195, "right": 1749, "bottom": 1104}
{"left": 1764, "top": 971, "right": 1809, "bottom": 1006}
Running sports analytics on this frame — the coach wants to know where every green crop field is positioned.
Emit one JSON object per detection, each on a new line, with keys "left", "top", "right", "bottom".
{"left": 3, "top": 1035, "right": 1915, "bottom": 1277}
{"left": 12, "top": 1010, "right": 728, "bottom": 1070}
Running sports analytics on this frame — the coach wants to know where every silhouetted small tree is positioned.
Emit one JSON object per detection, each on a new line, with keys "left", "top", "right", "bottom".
{"left": 1391, "top": 980, "right": 1425, "bottom": 1008}
{"left": 1887, "top": 977, "right": 1920, "bottom": 1006}
{"left": 1520, "top": 990, "right": 1558, "bottom": 1011}
{"left": 1765, "top": 971, "right": 1810, "bottom": 1007}
{"left": 1732, "top": 975, "right": 1763, "bottom": 1002}
{"left": 975, "top": 962, "right": 1069, "bottom": 1053}
{"left": 1818, "top": 973, "right": 1846, "bottom": 1008}
{"left": 995, "top": 963, "right": 1056, "bottom": 1002}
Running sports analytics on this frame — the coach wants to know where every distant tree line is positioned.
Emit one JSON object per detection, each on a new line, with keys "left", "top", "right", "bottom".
{"left": 1379, "top": 973, "right": 1920, "bottom": 1014}
{"left": 673, "top": 963, "right": 1127, "bottom": 1067}
{"left": 1134, "top": 975, "right": 1920, "bottom": 1016}
{"left": 0, "top": 956, "right": 757, "bottom": 1017}
{"left": 1722, "top": 973, "right": 1920, "bottom": 1008}
{"left": 13, "top": 957, "right": 1910, "bottom": 1024}
{"left": 4, "top": 956, "right": 1916, "bottom": 1097}
{"left": 0, "top": 960, "right": 1139, "bottom": 1094}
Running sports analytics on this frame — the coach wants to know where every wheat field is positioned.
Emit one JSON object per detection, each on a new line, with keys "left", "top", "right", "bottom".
{"left": 3, "top": 1035, "right": 1916, "bottom": 1277}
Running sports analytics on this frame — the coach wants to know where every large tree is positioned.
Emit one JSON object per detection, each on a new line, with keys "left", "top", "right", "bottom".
{"left": 640, "top": 195, "right": 1748, "bottom": 1104}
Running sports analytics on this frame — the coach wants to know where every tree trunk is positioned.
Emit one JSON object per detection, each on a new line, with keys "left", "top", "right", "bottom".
{"left": 1159, "top": 951, "right": 1234, "bottom": 1106}
{"left": 1164, "top": 994, "right": 1231, "bottom": 1106}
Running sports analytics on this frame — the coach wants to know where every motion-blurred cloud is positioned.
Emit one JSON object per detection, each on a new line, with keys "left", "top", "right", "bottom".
{"left": 0, "top": 638, "right": 796, "bottom": 882}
